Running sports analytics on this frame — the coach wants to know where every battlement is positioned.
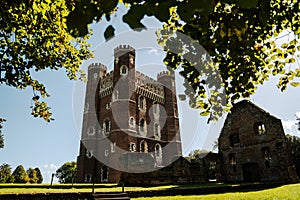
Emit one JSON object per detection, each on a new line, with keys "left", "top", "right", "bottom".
{"left": 157, "top": 71, "right": 175, "bottom": 79}
{"left": 114, "top": 45, "right": 135, "bottom": 57}
{"left": 88, "top": 63, "right": 107, "bottom": 71}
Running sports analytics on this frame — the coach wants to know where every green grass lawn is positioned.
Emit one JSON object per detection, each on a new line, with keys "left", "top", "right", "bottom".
{"left": 0, "top": 183, "right": 300, "bottom": 199}
{"left": 132, "top": 184, "right": 300, "bottom": 200}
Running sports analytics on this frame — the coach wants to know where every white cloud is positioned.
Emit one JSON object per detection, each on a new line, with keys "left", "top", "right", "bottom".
{"left": 43, "top": 163, "right": 58, "bottom": 170}
{"left": 282, "top": 119, "right": 297, "bottom": 131}
{"left": 148, "top": 48, "right": 159, "bottom": 55}
{"left": 296, "top": 112, "right": 300, "bottom": 118}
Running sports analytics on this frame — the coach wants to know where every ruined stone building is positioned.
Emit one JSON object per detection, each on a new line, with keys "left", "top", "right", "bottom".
{"left": 76, "top": 45, "right": 182, "bottom": 183}
{"left": 218, "top": 100, "right": 298, "bottom": 183}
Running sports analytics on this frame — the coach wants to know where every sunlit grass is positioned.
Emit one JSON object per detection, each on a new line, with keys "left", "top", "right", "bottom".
{"left": 132, "top": 184, "right": 300, "bottom": 200}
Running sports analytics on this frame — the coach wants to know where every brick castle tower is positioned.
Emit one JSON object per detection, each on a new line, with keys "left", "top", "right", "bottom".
{"left": 76, "top": 45, "right": 182, "bottom": 183}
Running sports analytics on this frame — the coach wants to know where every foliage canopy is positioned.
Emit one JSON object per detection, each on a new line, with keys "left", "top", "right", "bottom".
{"left": 67, "top": 0, "right": 300, "bottom": 121}
{"left": 12, "top": 165, "right": 29, "bottom": 183}
{"left": 55, "top": 161, "right": 76, "bottom": 183}
{"left": 0, "top": 0, "right": 93, "bottom": 122}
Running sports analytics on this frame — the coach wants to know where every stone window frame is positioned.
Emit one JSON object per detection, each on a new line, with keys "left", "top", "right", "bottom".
{"left": 262, "top": 146, "right": 271, "bottom": 168}
{"left": 105, "top": 149, "right": 109, "bottom": 157}
{"left": 120, "top": 65, "right": 128, "bottom": 76}
{"left": 139, "top": 118, "right": 147, "bottom": 136}
{"left": 129, "top": 142, "right": 136, "bottom": 152}
{"left": 112, "top": 90, "right": 119, "bottom": 102}
{"left": 138, "top": 95, "right": 146, "bottom": 111}
{"left": 229, "top": 153, "right": 237, "bottom": 172}
{"left": 154, "top": 122, "right": 161, "bottom": 139}
{"left": 140, "top": 140, "right": 148, "bottom": 153}
{"left": 86, "top": 149, "right": 93, "bottom": 158}
{"left": 93, "top": 73, "right": 98, "bottom": 80}
{"left": 255, "top": 122, "right": 266, "bottom": 135}
{"left": 103, "top": 118, "right": 111, "bottom": 136}
{"left": 111, "top": 142, "right": 116, "bottom": 153}
{"left": 129, "top": 116, "right": 136, "bottom": 128}
{"left": 155, "top": 143, "right": 162, "bottom": 158}
{"left": 153, "top": 102, "right": 160, "bottom": 116}
{"left": 87, "top": 126, "right": 95, "bottom": 136}
{"left": 106, "top": 101, "right": 111, "bottom": 110}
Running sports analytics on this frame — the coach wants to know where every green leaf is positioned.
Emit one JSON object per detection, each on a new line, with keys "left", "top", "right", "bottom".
{"left": 200, "top": 111, "right": 210, "bottom": 116}
{"left": 290, "top": 82, "right": 300, "bottom": 87}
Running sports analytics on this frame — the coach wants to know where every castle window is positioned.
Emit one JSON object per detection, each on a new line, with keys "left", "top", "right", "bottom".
{"left": 139, "top": 118, "right": 147, "bottom": 135}
{"left": 129, "top": 117, "right": 135, "bottom": 128}
{"left": 153, "top": 103, "right": 160, "bottom": 115}
{"left": 155, "top": 143, "right": 162, "bottom": 158}
{"left": 229, "top": 133, "right": 240, "bottom": 147}
{"left": 262, "top": 147, "right": 271, "bottom": 168}
{"left": 105, "top": 149, "right": 109, "bottom": 157}
{"left": 120, "top": 65, "right": 128, "bottom": 75}
{"left": 154, "top": 123, "right": 160, "bottom": 139}
{"left": 112, "top": 90, "right": 119, "bottom": 102}
{"left": 84, "top": 174, "right": 92, "bottom": 183}
{"left": 140, "top": 140, "right": 148, "bottom": 153}
{"left": 106, "top": 101, "right": 111, "bottom": 110}
{"left": 86, "top": 149, "right": 93, "bottom": 158}
{"left": 129, "top": 142, "right": 136, "bottom": 152}
{"left": 255, "top": 122, "right": 266, "bottom": 135}
{"left": 87, "top": 126, "right": 95, "bottom": 136}
{"left": 111, "top": 142, "right": 116, "bottom": 153}
{"left": 93, "top": 73, "right": 98, "bottom": 79}
{"left": 103, "top": 119, "right": 111, "bottom": 135}
{"left": 138, "top": 96, "right": 146, "bottom": 110}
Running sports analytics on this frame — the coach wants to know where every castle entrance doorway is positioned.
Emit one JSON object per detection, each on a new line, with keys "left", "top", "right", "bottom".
{"left": 242, "top": 163, "right": 260, "bottom": 182}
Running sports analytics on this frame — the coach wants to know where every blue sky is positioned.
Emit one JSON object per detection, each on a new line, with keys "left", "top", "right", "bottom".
{"left": 1, "top": 5, "right": 300, "bottom": 183}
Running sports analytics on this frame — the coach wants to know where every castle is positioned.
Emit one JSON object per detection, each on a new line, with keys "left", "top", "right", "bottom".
{"left": 76, "top": 45, "right": 182, "bottom": 183}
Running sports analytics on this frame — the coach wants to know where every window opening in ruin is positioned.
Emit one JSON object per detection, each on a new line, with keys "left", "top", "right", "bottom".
{"left": 154, "top": 123, "right": 160, "bottom": 138}
{"left": 229, "top": 153, "right": 237, "bottom": 172}
{"left": 255, "top": 122, "right": 266, "bottom": 135}
{"left": 262, "top": 147, "right": 271, "bottom": 168}
{"left": 229, "top": 133, "right": 240, "bottom": 147}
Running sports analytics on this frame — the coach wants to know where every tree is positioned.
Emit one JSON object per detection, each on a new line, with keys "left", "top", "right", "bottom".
{"left": 185, "top": 149, "right": 209, "bottom": 161}
{"left": 12, "top": 165, "right": 29, "bottom": 183}
{"left": 286, "top": 134, "right": 300, "bottom": 177}
{"left": 55, "top": 161, "right": 76, "bottom": 183}
{"left": 0, "top": 163, "right": 14, "bottom": 183}
{"left": 0, "top": 0, "right": 93, "bottom": 122}
{"left": 67, "top": 0, "right": 300, "bottom": 121}
{"left": 27, "top": 168, "right": 38, "bottom": 183}
{"left": 34, "top": 167, "right": 43, "bottom": 183}
{"left": 0, "top": 118, "right": 4, "bottom": 148}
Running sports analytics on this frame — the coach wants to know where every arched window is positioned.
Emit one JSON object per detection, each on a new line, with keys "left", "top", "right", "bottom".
{"left": 140, "top": 140, "right": 148, "bottom": 153}
{"left": 103, "top": 119, "right": 111, "bottom": 135}
{"left": 229, "top": 153, "right": 237, "bottom": 172}
{"left": 86, "top": 149, "right": 93, "bottom": 158}
{"left": 154, "top": 123, "right": 160, "bottom": 139}
{"left": 112, "top": 90, "right": 119, "bottom": 102}
{"left": 138, "top": 96, "right": 146, "bottom": 110}
{"left": 129, "top": 117, "right": 135, "bottom": 128}
{"left": 153, "top": 103, "right": 160, "bottom": 115}
{"left": 262, "top": 147, "right": 271, "bottom": 168}
{"left": 155, "top": 144, "right": 162, "bottom": 158}
{"left": 120, "top": 65, "right": 128, "bottom": 75}
{"left": 129, "top": 142, "right": 136, "bottom": 152}
{"left": 139, "top": 118, "right": 147, "bottom": 135}
{"left": 87, "top": 126, "right": 95, "bottom": 136}
{"left": 255, "top": 122, "right": 266, "bottom": 135}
